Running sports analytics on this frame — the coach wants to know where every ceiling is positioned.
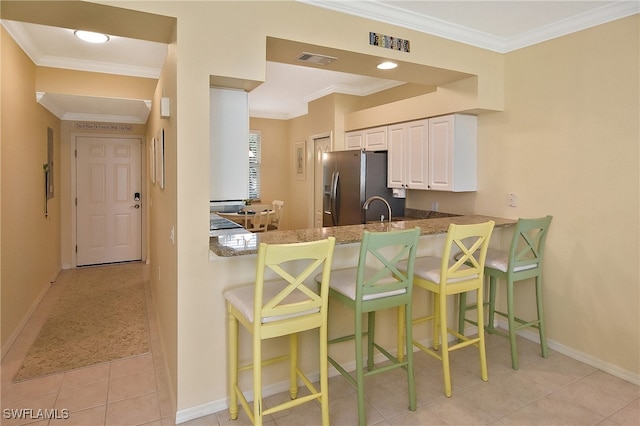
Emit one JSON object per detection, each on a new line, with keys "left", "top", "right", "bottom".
{"left": 2, "top": 1, "right": 637, "bottom": 121}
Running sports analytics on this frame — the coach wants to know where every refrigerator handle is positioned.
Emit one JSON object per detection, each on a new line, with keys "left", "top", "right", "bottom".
{"left": 330, "top": 171, "right": 339, "bottom": 226}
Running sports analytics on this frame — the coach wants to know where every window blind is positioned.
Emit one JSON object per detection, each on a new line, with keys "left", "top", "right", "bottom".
{"left": 249, "top": 130, "right": 261, "bottom": 200}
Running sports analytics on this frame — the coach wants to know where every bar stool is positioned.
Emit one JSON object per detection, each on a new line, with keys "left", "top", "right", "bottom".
{"left": 225, "top": 237, "right": 336, "bottom": 425}
{"left": 402, "top": 221, "right": 494, "bottom": 397}
{"left": 316, "top": 228, "right": 420, "bottom": 426}
{"left": 459, "top": 216, "right": 552, "bottom": 369}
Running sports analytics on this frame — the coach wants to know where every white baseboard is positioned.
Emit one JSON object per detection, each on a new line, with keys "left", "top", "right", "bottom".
{"left": 176, "top": 371, "right": 323, "bottom": 424}
{"left": 1, "top": 279, "right": 54, "bottom": 360}
{"left": 494, "top": 319, "right": 640, "bottom": 386}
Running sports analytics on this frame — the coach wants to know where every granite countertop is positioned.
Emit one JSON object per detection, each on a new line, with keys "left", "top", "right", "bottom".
{"left": 210, "top": 213, "right": 516, "bottom": 258}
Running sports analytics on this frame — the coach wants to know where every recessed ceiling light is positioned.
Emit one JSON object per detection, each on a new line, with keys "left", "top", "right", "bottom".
{"left": 377, "top": 61, "right": 398, "bottom": 70}
{"left": 74, "top": 30, "right": 110, "bottom": 44}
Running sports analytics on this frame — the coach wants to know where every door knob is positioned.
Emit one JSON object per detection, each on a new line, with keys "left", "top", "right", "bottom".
{"left": 131, "top": 204, "right": 140, "bottom": 209}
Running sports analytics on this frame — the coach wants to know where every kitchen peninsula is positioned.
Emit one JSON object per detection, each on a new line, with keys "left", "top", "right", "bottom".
{"left": 209, "top": 213, "right": 516, "bottom": 258}
{"left": 207, "top": 211, "right": 516, "bottom": 406}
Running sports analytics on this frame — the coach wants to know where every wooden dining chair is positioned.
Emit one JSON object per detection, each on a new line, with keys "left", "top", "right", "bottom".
{"left": 269, "top": 200, "right": 285, "bottom": 230}
{"left": 243, "top": 209, "right": 273, "bottom": 232}
{"left": 224, "top": 237, "right": 336, "bottom": 426}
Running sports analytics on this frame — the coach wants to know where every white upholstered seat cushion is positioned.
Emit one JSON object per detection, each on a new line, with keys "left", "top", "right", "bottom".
{"left": 484, "top": 248, "right": 538, "bottom": 273}
{"left": 316, "top": 266, "right": 406, "bottom": 301}
{"left": 400, "top": 256, "right": 479, "bottom": 284}
{"left": 224, "top": 280, "right": 320, "bottom": 324}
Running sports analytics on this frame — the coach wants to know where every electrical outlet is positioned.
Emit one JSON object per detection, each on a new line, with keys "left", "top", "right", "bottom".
{"left": 508, "top": 193, "right": 518, "bottom": 207}
{"left": 430, "top": 201, "right": 439, "bottom": 211}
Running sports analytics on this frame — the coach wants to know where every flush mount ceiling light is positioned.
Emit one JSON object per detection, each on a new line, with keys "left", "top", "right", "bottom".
{"left": 377, "top": 61, "right": 397, "bottom": 70}
{"left": 74, "top": 30, "right": 110, "bottom": 44}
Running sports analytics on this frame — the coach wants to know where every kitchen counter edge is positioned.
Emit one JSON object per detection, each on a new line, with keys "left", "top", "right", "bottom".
{"left": 210, "top": 215, "right": 516, "bottom": 258}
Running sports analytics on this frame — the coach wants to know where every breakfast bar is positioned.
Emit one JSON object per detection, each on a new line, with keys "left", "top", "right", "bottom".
{"left": 208, "top": 212, "right": 516, "bottom": 401}
{"left": 209, "top": 214, "right": 516, "bottom": 257}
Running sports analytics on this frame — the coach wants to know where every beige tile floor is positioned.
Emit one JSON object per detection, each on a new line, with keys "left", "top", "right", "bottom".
{"left": 2, "top": 264, "right": 639, "bottom": 425}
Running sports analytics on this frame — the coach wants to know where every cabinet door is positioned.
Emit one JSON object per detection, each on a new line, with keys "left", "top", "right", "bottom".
{"left": 428, "top": 115, "right": 454, "bottom": 191}
{"left": 387, "top": 124, "right": 405, "bottom": 188}
{"left": 345, "top": 131, "right": 363, "bottom": 149}
{"left": 428, "top": 114, "right": 477, "bottom": 192}
{"left": 405, "top": 119, "right": 429, "bottom": 190}
{"left": 364, "top": 126, "right": 387, "bottom": 150}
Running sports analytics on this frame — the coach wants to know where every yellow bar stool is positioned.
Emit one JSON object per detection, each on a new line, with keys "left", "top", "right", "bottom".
{"left": 459, "top": 216, "right": 552, "bottom": 370}
{"left": 315, "top": 228, "right": 421, "bottom": 426}
{"left": 401, "top": 221, "right": 494, "bottom": 397}
{"left": 224, "top": 237, "right": 336, "bottom": 426}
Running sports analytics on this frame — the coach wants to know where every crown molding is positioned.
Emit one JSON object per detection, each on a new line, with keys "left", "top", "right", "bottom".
{"left": 299, "top": 0, "right": 640, "bottom": 53}
{"left": 36, "top": 55, "right": 161, "bottom": 79}
{"left": 505, "top": 1, "right": 640, "bottom": 51}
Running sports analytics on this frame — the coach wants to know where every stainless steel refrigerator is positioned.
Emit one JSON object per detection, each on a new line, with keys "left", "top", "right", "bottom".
{"left": 323, "top": 150, "right": 405, "bottom": 226}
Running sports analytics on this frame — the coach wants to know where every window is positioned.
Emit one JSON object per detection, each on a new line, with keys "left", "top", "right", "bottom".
{"left": 248, "top": 130, "right": 261, "bottom": 200}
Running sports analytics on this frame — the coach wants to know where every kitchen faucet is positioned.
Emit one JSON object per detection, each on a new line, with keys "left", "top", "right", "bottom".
{"left": 363, "top": 196, "right": 392, "bottom": 224}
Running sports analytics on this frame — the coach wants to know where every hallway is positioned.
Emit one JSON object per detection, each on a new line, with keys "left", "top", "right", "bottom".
{"left": 1, "top": 263, "right": 175, "bottom": 425}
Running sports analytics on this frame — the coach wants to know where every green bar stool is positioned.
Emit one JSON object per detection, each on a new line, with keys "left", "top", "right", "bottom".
{"left": 315, "top": 228, "right": 421, "bottom": 426}
{"left": 459, "top": 215, "right": 553, "bottom": 370}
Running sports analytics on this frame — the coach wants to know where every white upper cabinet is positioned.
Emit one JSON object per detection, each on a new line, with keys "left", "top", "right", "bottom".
{"left": 210, "top": 87, "right": 249, "bottom": 201}
{"left": 388, "top": 114, "right": 477, "bottom": 192}
{"left": 345, "top": 126, "right": 388, "bottom": 151}
{"left": 387, "top": 119, "right": 429, "bottom": 190}
{"left": 363, "top": 126, "right": 387, "bottom": 150}
{"left": 428, "top": 114, "right": 477, "bottom": 192}
{"left": 345, "top": 130, "right": 363, "bottom": 150}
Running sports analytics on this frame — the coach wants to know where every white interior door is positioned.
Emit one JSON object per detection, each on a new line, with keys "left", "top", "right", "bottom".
{"left": 76, "top": 136, "right": 142, "bottom": 266}
{"left": 313, "top": 136, "right": 331, "bottom": 228}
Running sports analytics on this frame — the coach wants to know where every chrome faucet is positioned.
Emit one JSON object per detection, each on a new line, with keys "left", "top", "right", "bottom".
{"left": 363, "top": 196, "right": 392, "bottom": 224}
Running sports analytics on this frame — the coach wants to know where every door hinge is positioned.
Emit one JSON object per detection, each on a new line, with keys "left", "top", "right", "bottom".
{"left": 75, "top": 198, "right": 77, "bottom": 206}
{"left": 75, "top": 245, "right": 77, "bottom": 253}
{"left": 75, "top": 149, "right": 77, "bottom": 158}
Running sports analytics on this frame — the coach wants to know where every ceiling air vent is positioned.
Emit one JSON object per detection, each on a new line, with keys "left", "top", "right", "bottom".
{"left": 296, "top": 52, "right": 337, "bottom": 66}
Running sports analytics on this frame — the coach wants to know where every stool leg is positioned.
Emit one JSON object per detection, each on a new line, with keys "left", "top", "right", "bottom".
{"left": 433, "top": 293, "right": 441, "bottom": 351}
{"left": 458, "top": 292, "right": 467, "bottom": 336}
{"left": 397, "top": 305, "right": 405, "bottom": 362}
{"left": 438, "top": 292, "right": 453, "bottom": 397}
{"left": 506, "top": 278, "right": 519, "bottom": 370}
{"left": 289, "top": 333, "right": 298, "bottom": 399}
{"left": 535, "top": 274, "right": 548, "bottom": 358}
{"left": 367, "top": 312, "right": 375, "bottom": 371}
{"left": 404, "top": 301, "right": 417, "bottom": 411}
{"left": 476, "top": 287, "right": 488, "bottom": 382}
{"left": 355, "top": 311, "right": 366, "bottom": 426}
{"left": 487, "top": 275, "right": 497, "bottom": 333}
{"left": 319, "top": 321, "right": 330, "bottom": 425}
{"left": 227, "top": 307, "right": 239, "bottom": 420}
{"left": 253, "top": 333, "right": 263, "bottom": 426}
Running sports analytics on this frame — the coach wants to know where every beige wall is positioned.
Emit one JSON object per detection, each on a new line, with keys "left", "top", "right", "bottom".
{"left": 1, "top": 27, "right": 62, "bottom": 352}
{"left": 410, "top": 15, "right": 640, "bottom": 376}
{"left": 2, "top": 1, "right": 638, "bottom": 421}
{"left": 249, "top": 117, "right": 290, "bottom": 228}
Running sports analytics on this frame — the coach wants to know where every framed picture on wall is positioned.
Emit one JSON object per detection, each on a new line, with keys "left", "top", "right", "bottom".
{"left": 295, "top": 141, "right": 306, "bottom": 180}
